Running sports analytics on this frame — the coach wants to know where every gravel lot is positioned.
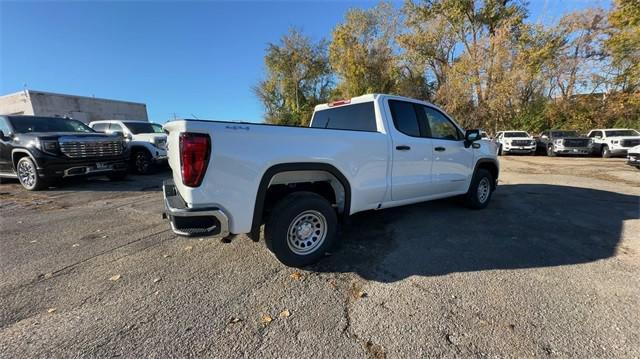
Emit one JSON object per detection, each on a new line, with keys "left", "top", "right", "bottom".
{"left": 1, "top": 156, "right": 639, "bottom": 358}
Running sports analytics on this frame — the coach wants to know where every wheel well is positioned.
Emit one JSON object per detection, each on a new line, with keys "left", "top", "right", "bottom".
{"left": 12, "top": 151, "right": 31, "bottom": 169}
{"left": 130, "top": 146, "right": 151, "bottom": 155}
{"left": 249, "top": 164, "right": 351, "bottom": 240}
{"left": 476, "top": 161, "right": 499, "bottom": 189}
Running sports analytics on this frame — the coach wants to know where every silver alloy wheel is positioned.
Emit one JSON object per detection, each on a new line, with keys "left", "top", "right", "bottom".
{"left": 477, "top": 177, "right": 490, "bottom": 204}
{"left": 286, "top": 210, "right": 327, "bottom": 256}
{"left": 17, "top": 159, "right": 36, "bottom": 188}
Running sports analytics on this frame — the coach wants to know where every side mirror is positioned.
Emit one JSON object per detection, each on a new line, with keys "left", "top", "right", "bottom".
{"left": 464, "top": 129, "right": 481, "bottom": 148}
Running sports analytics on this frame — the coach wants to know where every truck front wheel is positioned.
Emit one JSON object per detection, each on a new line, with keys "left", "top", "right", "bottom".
{"left": 465, "top": 168, "right": 494, "bottom": 209}
{"left": 265, "top": 192, "right": 338, "bottom": 267}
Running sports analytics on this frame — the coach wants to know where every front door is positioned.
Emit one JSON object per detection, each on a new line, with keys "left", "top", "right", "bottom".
{"left": 419, "top": 106, "right": 474, "bottom": 194}
{"left": 0, "top": 118, "right": 13, "bottom": 173}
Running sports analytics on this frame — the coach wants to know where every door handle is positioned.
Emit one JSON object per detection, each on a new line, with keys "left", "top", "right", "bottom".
{"left": 434, "top": 146, "right": 446, "bottom": 152}
{"left": 396, "top": 145, "right": 411, "bottom": 151}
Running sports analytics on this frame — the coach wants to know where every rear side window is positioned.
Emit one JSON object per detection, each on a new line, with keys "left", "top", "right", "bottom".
{"left": 311, "top": 102, "right": 377, "bottom": 132}
{"left": 389, "top": 100, "right": 420, "bottom": 137}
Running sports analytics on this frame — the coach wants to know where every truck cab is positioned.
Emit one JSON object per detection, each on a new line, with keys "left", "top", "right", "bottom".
{"left": 587, "top": 129, "right": 640, "bottom": 158}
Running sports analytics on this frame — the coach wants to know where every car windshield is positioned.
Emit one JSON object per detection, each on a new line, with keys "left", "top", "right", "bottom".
{"left": 150, "top": 123, "right": 164, "bottom": 133}
{"left": 504, "top": 132, "right": 529, "bottom": 137}
{"left": 551, "top": 131, "right": 578, "bottom": 138}
{"left": 8, "top": 116, "right": 94, "bottom": 134}
{"left": 605, "top": 130, "right": 639, "bottom": 137}
{"left": 124, "top": 122, "right": 158, "bottom": 134}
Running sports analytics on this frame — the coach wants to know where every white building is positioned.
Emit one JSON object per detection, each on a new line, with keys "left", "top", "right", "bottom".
{"left": 0, "top": 90, "right": 148, "bottom": 124}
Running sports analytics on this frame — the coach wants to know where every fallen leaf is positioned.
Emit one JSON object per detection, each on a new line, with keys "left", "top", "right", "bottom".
{"left": 229, "top": 317, "right": 241, "bottom": 324}
{"left": 44, "top": 273, "right": 53, "bottom": 279}
{"left": 184, "top": 246, "right": 193, "bottom": 251}
{"left": 153, "top": 277, "right": 162, "bottom": 283}
{"left": 260, "top": 315, "right": 273, "bottom": 324}
{"left": 47, "top": 308, "right": 57, "bottom": 314}
{"left": 356, "top": 291, "right": 367, "bottom": 298}
{"left": 72, "top": 243, "right": 79, "bottom": 248}
{"left": 290, "top": 272, "right": 303, "bottom": 281}
{"left": 30, "top": 240, "right": 37, "bottom": 244}
{"left": 18, "top": 220, "right": 23, "bottom": 224}
{"left": 101, "top": 235, "right": 108, "bottom": 239}
{"left": 279, "top": 309, "right": 291, "bottom": 318}
{"left": 163, "top": 254, "right": 170, "bottom": 258}
{"left": 109, "top": 274, "right": 121, "bottom": 282}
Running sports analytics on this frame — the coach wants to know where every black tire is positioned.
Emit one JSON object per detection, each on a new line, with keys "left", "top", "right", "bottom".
{"left": 264, "top": 191, "right": 338, "bottom": 267}
{"left": 132, "top": 150, "right": 153, "bottom": 174}
{"left": 16, "top": 157, "right": 48, "bottom": 191}
{"left": 601, "top": 145, "right": 611, "bottom": 158}
{"left": 497, "top": 145, "right": 503, "bottom": 156}
{"left": 107, "top": 171, "right": 127, "bottom": 181}
{"left": 464, "top": 168, "right": 494, "bottom": 209}
{"left": 547, "top": 145, "right": 556, "bottom": 157}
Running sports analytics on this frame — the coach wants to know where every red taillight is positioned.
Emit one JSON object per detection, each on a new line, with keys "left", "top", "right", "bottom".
{"left": 179, "top": 132, "right": 210, "bottom": 187}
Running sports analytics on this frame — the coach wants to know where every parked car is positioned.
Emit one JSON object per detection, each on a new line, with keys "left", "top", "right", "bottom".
{"left": 89, "top": 120, "right": 167, "bottom": 174}
{"left": 587, "top": 128, "right": 640, "bottom": 158}
{"left": 535, "top": 130, "right": 591, "bottom": 156}
{"left": 480, "top": 130, "right": 490, "bottom": 140}
{"left": 161, "top": 94, "right": 499, "bottom": 266}
{"left": 494, "top": 131, "right": 536, "bottom": 155}
{"left": 0, "top": 115, "right": 129, "bottom": 190}
{"left": 627, "top": 145, "right": 640, "bottom": 169}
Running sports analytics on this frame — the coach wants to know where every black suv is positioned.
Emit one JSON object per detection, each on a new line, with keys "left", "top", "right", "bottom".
{"left": 0, "top": 115, "right": 129, "bottom": 190}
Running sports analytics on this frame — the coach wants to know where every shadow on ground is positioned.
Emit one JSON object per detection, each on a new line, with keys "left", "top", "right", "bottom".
{"left": 311, "top": 184, "right": 639, "bottom": 282}
{"left": 0, "top": 168, "right": 171, "bottom": 193}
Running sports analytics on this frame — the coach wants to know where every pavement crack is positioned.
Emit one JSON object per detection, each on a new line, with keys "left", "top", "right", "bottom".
{"left": 341, "top": 281, "right": 387, "bottom": 359}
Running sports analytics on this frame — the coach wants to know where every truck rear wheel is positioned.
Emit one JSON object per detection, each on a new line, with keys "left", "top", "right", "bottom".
{"left": 265, "top": 192, "right": 337, "bottom": 267}
{"left": 465, "top": 168, "right": 494, "bottom": 209}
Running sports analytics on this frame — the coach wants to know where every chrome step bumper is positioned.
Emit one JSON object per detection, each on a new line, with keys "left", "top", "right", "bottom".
{"left": 162, "top": 179, "right": 229, "bottom": 238}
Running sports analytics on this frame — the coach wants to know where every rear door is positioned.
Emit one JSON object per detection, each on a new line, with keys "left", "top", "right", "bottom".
{"left": 386, "top": 99, "right": 434, "bottom": 201}
{"left": 419, "top": 105, "right": 474, "bottom": 194}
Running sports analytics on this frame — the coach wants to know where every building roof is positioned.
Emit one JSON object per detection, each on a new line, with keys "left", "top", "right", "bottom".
{"left": 0, "top": 90, "right": 146, "bottom": 106}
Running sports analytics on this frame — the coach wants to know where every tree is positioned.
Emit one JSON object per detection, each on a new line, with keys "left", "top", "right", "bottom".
{"left": 254, "top": 29, "right": 332, "bottom": 126}
{"left": 606, "top": 0, "right": 640, "bottom": 92}
{"left": 329, "top": 2, "right": 404, "bottom": 98}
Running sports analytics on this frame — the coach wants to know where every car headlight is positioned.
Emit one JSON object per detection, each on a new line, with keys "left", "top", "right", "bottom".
{"left": 530, "top": 140, "right": 536, "bottom": 145}
{"left": 612, "top": 140, "right": 619, "bottom": 144}
{"left": 555, "top": 139, "right": 563, "bottom": 145}
{"left": 34, "top": 139, "right": 60, "bottom": 154}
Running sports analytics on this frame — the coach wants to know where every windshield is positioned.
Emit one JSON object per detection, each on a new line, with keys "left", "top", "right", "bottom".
{"left": 8, "top": 116, "right": 94, "bottom": 134}
{"left": 551, "top": 131, "right": 578, "bottom": 138}
{"left": 124, "top": 122, "right": 158, "bottom": 134}
{"left": 504, "top": 132, "right": 529, "bottom": 138}
{"left": 605, "top": 129, "right": 639, "bottom": 137}
{"left": 150, "top": 123, "right": 164, "bottom": 133}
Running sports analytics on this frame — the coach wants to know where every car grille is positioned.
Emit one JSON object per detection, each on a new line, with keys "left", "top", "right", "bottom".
{"left": 60, "top": 140, "right": 123, "bottom": 158}
{"left": 563, "top": 139, "right": 590, "bottom": 147}
{"left": 621, "top": 139, "right": 640, "bottom": 147}
{"left": 511, "top": 140, "right": 531, "bottom": 146}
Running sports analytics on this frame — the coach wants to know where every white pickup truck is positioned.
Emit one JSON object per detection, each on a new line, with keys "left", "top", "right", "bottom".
{"left": 162, "top": 94, "right": 499, "bottom": 266}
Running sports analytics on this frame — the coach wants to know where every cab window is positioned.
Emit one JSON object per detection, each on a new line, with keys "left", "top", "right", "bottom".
{"left": 421, "top": 107, "right": 462, "bottom": 140}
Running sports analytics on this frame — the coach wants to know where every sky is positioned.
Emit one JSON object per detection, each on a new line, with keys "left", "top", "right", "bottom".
{"left": 0, "top": 0, "right": 611, "bottom": 124}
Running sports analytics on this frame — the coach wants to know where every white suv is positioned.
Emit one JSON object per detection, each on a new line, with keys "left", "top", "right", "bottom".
{"left": 587, "top": 128, "right": 640, "bottom": 158}
{"left": 494, "top": 131, "right": 536, "bottom": 155}
{"left": 89, "top": 120, "right": 167, "bottom": 174}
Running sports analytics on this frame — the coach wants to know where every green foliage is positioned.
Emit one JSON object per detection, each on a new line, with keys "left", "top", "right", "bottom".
{"left": 255, "top": 1, "right": 640, "bottom": 133}
{"left": 254, "top": 29, "right": 332, "bottom": 126}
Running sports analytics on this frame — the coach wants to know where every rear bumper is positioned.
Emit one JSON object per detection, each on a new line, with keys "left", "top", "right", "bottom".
{"left": 162, "top": 179, "right": 229, "bottom": 237}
